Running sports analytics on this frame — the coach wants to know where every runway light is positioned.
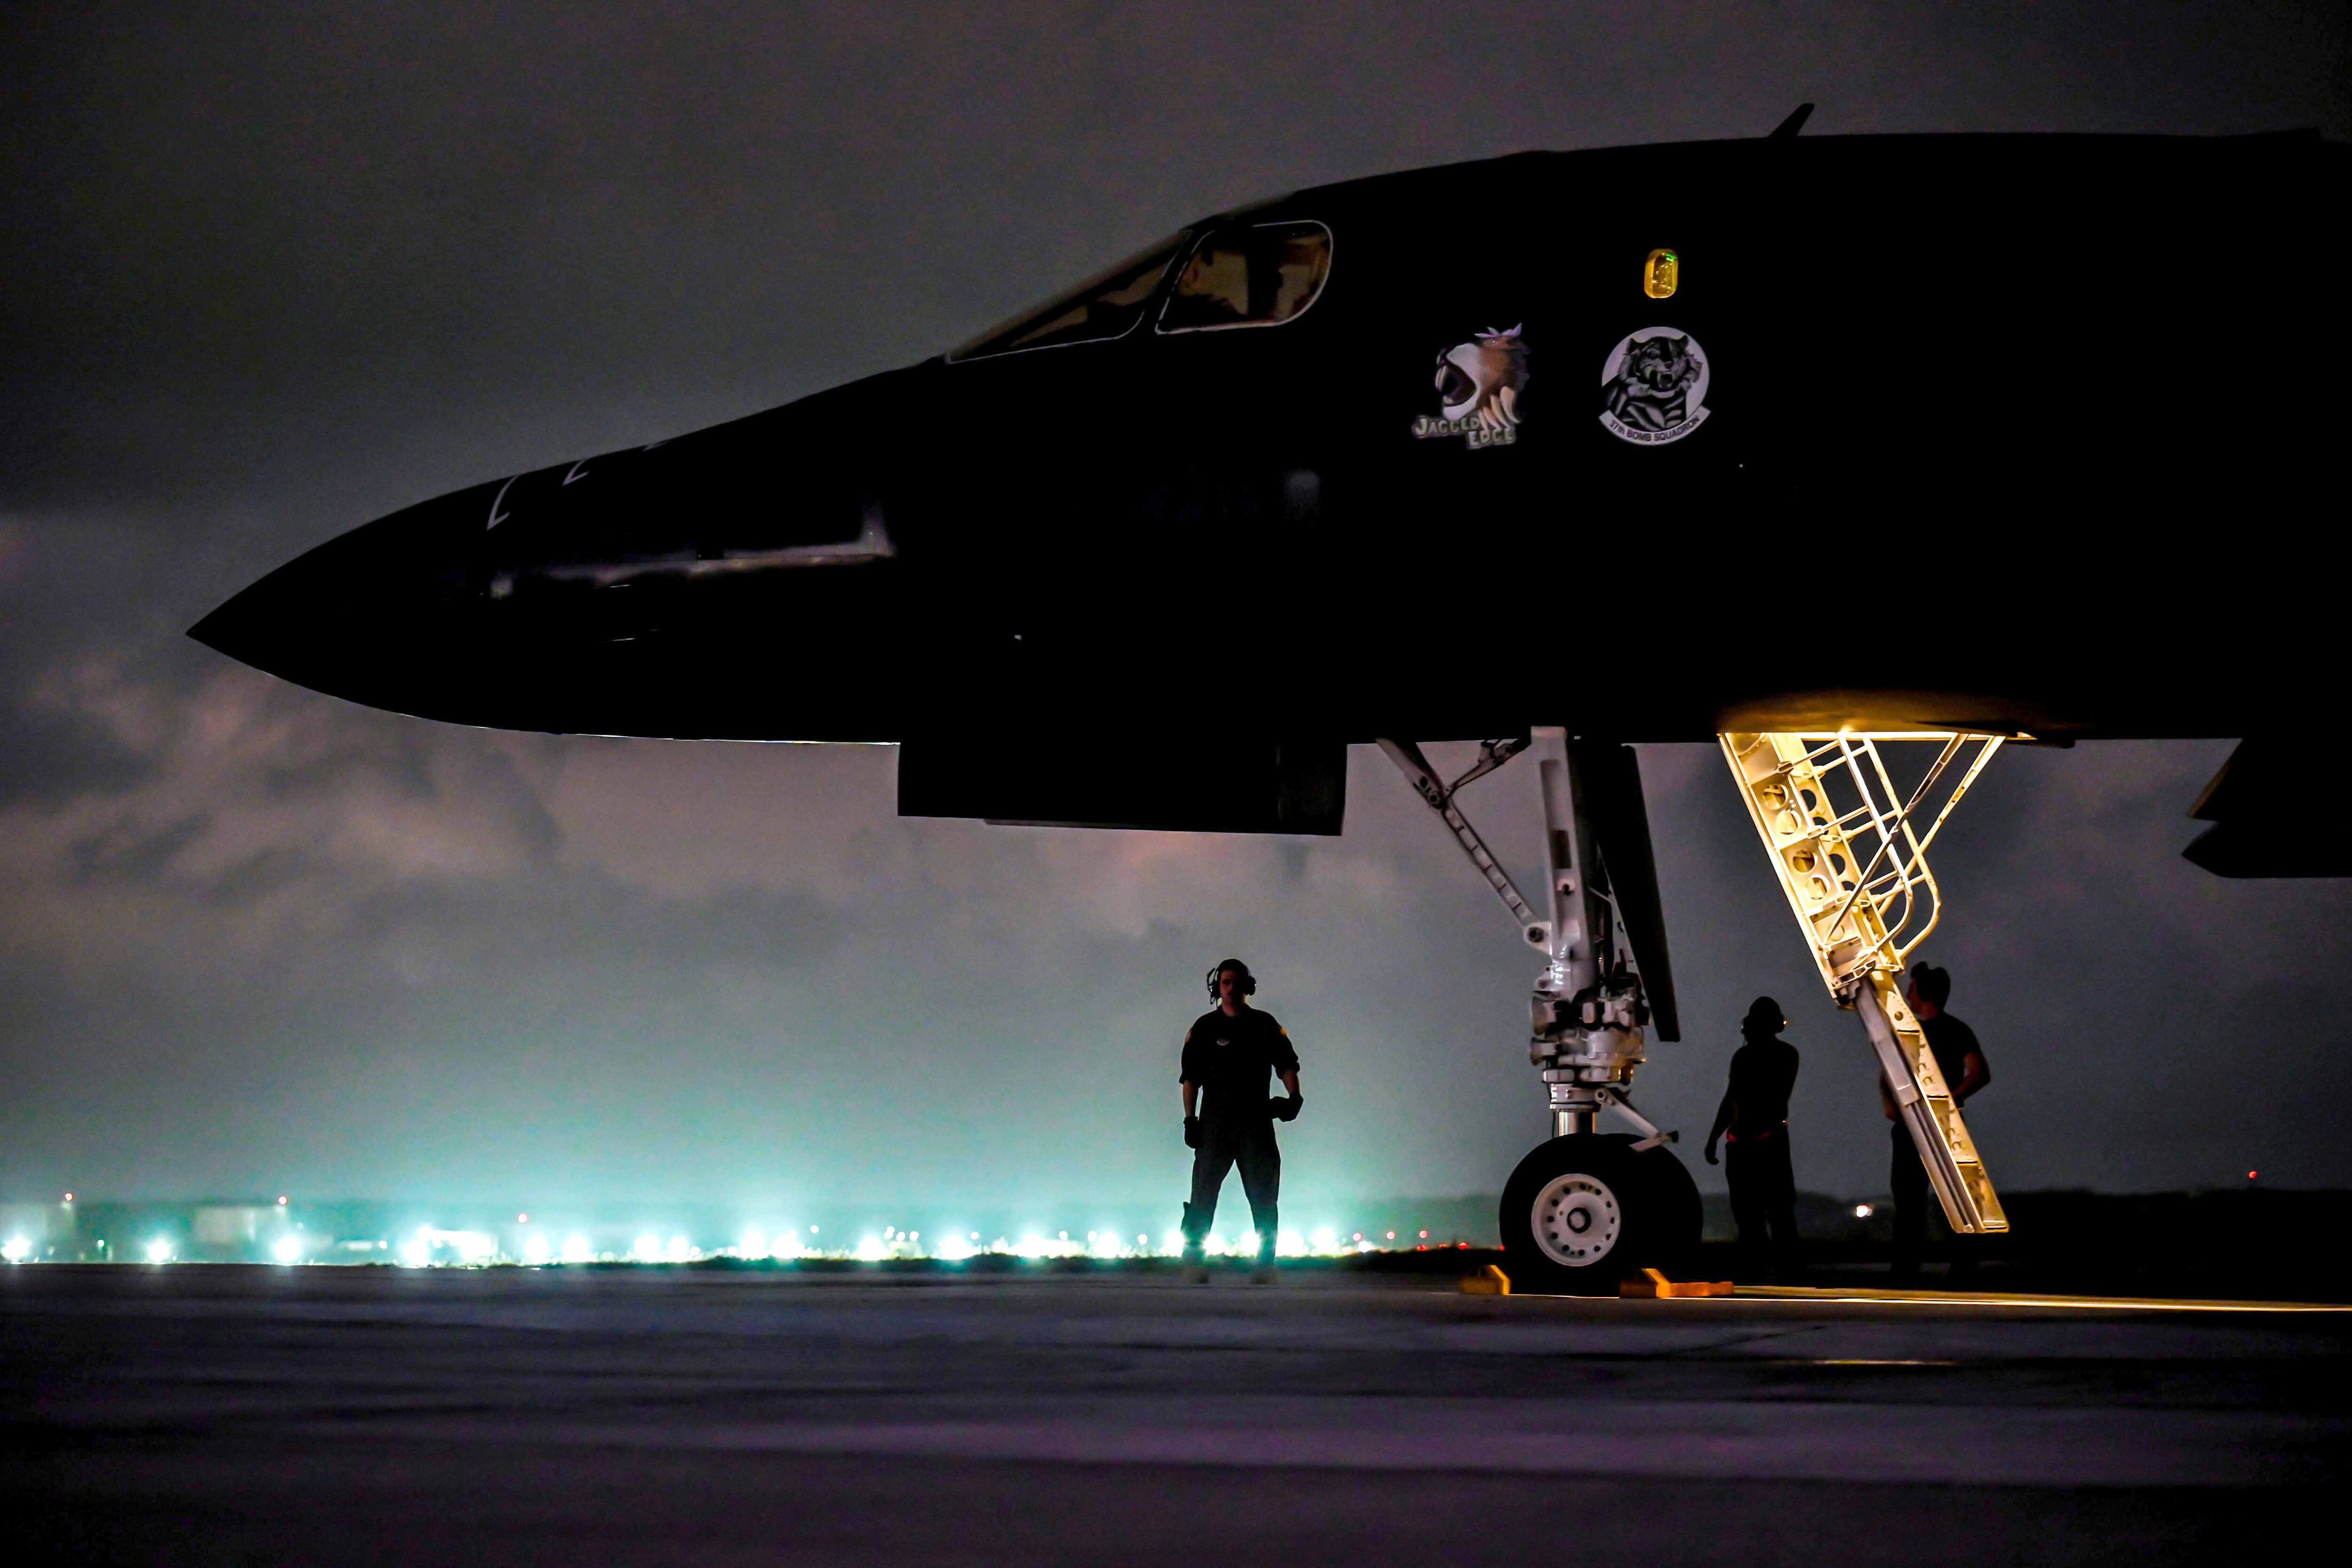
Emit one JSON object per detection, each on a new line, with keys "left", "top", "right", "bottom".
{"left": 1854, "top": 1204, "right": 1874, "bottom": 1218}
{"left": 631, "top": 1234, "right": 662, "bottom": 1263}
{"left": 664, "top": 1235, "right": 691, "bottom": 1263}
{"left": 857, "top": 1235, "right": 887, "bottom": 1261}
{"left": 145, "top": 1238, "right": 174, "bottom": 1264}
{"left": 561, "top": 1234, "right": 593, "bottom": 1263}
{"left": 936, "top": 1233, "right": 972, "bottom": 1262}
{"left": 401, "top": 1234, "right": 431, "bottom": 1267}
{"left": 2, "top": 1236, "right": 30, "bottom": 1263}
{"left": 523, "top": 1233, "right": 551, "bottom": 1264}
{"left": 271, "top": 1234, "right": 303, "bottom": 1264}
{"left": 1311, "top": 1227, "right": 1338, "bottom": 1254}
{"left": 741, "top": 1230, "right": 767, "bottom": 1258}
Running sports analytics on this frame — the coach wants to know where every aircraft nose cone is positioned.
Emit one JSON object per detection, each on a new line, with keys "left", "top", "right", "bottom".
{"left": 189, "top": 479, "right": 500, "bottom": 711}
{"left": 187, "top": 567, "right": 317, "bottom": 681}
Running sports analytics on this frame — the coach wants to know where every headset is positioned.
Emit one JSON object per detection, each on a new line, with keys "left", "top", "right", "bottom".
{"left": 1205, "top": 958, "right": 1256, "bottom": 1000}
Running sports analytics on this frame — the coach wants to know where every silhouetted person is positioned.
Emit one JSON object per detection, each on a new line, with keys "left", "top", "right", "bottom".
{"left": 1706, "top": 996, "right": 1801, "bottom": 1275}
{"left": 1882, "top": 961, "right": 1991, "bottom": 1281}
{"left": 1179, "top": 958, "right": 1302, "bottom": 1285}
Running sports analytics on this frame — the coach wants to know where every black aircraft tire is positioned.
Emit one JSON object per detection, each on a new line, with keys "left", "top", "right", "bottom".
{"left": 1629, "top": 1141, "right": 1705, "bottom": 1275}
{"left": 1499, "top": 1134, "right": 1667, "bottom": 1296}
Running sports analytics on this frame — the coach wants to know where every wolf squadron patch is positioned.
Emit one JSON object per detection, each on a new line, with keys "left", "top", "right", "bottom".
{"left": 1413, "top": 326, "right": 1528, "bottom": 450}
{"left": 1598, "top": 327, "right": 1710, "bottom": 446}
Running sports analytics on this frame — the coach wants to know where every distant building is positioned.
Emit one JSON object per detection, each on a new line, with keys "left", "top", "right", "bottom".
{"left": 193, "top": 1204, "right": 286, "bottom": 1258}
{"left": 2, "top": 1202, "right": 72, "bottom": 1259}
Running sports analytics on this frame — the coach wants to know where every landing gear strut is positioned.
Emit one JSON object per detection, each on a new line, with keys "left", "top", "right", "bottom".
{"left": 1383, "top": 728, "right": 1698, "bottom": 1293}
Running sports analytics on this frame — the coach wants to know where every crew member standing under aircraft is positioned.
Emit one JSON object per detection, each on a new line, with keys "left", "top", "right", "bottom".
{"left": 1179, "top": 959, "right": 1302, "bottom": 1285}
{"left": 1883, "top": 961, "right": 1991, "bottom": 1280}
{"left": 1705, "top": 997, "right": 1802, "bottom": 1276}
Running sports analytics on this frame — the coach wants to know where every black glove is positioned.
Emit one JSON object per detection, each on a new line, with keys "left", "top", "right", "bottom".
{"left": 1183, "top": 1115, "right": 1201, "bottom": 1148}
{"left": 1270, "top": 1093, "right": 1303, "bottom": 1122}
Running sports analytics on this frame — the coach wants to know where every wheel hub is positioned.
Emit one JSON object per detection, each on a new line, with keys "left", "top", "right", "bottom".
{"left": 1532, "top": 1172, "right": 1621, "bottom": 1267}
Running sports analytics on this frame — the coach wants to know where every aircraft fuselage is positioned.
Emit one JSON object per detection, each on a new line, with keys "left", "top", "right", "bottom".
{"left": 194, "top": 132, "right": 2346, "bottom": 750}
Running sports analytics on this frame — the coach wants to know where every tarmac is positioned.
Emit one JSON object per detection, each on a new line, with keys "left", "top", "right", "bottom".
{"left": 4, "top": 1261, "right": 2346, "bottom": 1566}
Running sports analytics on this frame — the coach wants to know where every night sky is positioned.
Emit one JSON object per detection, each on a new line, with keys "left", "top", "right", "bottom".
{"left": 5, "top": 4, "right": 2349, "bottom": 1220}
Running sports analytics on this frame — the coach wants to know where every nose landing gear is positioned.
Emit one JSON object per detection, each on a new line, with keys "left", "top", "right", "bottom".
{"left": 1383, "top": 728, "right": 1700, "bottom": 1294}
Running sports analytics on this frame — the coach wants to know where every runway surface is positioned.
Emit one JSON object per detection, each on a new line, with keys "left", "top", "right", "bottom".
{"left": 4, "top": 1264, "right": 2346, "bottom": 1565}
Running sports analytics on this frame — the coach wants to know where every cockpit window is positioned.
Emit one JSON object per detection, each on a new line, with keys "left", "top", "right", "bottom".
{"left": 947, "top": 232, "right": 1189, "bottom": 361}
{"left": 1157, "top": 222, "right": 1331, "bottom": 334}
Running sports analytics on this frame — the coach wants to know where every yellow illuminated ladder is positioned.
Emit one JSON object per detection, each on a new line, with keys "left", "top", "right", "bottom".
{"left": 1719, "top": 731, "right": 2009, "bottom": 1235}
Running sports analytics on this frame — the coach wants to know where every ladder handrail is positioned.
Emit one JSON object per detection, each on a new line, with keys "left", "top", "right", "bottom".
{"left": 1820, "top": 732, "right": 1967, "bottom": 966}
{"left": 1766, "top": 730, "right": 2002, "bottom": 979}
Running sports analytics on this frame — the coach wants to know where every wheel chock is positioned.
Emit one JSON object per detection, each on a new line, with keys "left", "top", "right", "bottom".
{"left": 1458, "top": 1264, "right": 1512, "bottom": 1296}
{"left": 1619, "top": 1267, "right": 1733, "bottom": 1298}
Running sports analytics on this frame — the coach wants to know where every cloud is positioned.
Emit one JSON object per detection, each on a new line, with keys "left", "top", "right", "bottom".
{"left": 3, "top": 661, "right": 547, "bottom": 967}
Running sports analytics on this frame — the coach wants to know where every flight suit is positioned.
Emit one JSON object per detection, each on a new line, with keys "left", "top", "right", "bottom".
{"left": 1722, "top": 1034, "right": 1801, "bottom": 1265}
{"left": 1179, "top": 1006, "right": 1299, "bottom": 1263}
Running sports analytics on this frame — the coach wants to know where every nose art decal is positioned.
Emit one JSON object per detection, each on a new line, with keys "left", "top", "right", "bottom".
{"left": 1598, "top": 327, "right": 1710, "bottom": 446}
{"left": 1412, "top": 326, "right": 1529, "bottom": 449}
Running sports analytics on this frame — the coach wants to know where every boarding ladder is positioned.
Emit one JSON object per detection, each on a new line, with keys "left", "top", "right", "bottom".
{"left": 1719, "top": 732, "right": 2009, "bottom": 1234}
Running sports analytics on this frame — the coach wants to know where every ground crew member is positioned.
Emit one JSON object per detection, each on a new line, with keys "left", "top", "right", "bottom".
{"left": 1705, "top": 996, "right": 1802, "bottom": 1276}
{"left": 1179, "top": 958, "right": 1301, "bottom": 1285}
{"left": 1882, "top": 961, "right": 1991, "bottom": 1280}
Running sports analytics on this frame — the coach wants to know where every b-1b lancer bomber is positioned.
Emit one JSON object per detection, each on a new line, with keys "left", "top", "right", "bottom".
{"left": 194, "top": 115, "right": 2349, "bottom": 1291}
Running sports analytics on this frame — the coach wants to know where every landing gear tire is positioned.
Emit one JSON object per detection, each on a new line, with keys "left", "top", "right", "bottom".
{"left": 1629, "top": 1139, "right": 1704, "bottom": 1277}
{"left": 1499, "top": 1134, "right": 1700, "bottom": 1295}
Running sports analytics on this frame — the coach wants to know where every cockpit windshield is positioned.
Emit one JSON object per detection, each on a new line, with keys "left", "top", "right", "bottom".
{"left": 948, "top": 231, "right": 1189, "bottom": 361}
{"left": 1157, "top": 222, "right": 1331, "bottom": 334}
